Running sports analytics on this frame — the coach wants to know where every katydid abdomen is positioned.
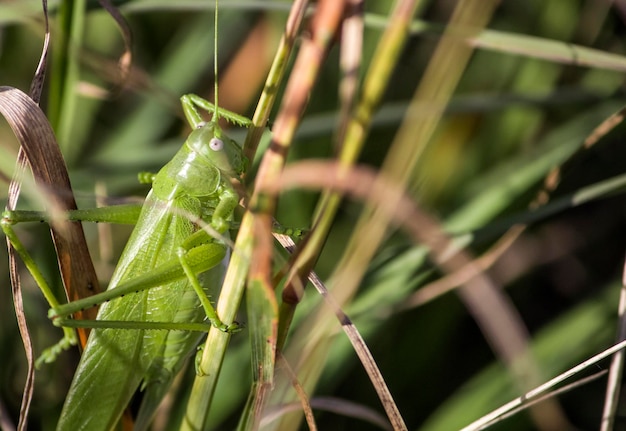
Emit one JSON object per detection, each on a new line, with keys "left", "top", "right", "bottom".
{"left": 56, "top": 122, "right": 245, "bottom": 431}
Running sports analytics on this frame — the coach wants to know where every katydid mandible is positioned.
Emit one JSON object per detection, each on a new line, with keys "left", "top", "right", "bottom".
{"left": 53, "top": 95, "right": 251, "bottom": 431}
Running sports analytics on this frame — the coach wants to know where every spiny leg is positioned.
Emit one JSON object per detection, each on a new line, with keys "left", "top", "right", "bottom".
{"left": 50, "top": 240, "right": 231, "bottom": 323}
{"left": 176, "top": 245, "right": 240, "bottom": 333}
{"left": 3, "top": 205, "right": 142, "bottom": 226}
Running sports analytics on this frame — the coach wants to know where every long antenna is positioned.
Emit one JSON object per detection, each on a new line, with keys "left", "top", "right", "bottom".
{"left": 213, "top": 0, "right": 220, "bottom": 123}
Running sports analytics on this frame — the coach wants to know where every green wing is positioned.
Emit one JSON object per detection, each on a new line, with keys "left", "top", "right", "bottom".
{"left": 57, "top": 190, "right": 223, "bottom": 431}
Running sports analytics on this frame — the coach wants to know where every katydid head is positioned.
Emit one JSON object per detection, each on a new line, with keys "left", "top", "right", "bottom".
{"left": 187, "top": 121, "right": 246, "bottom": 177}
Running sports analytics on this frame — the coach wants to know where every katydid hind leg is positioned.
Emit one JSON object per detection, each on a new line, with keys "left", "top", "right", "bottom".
{"left": 134, "top": 261, "right": 228, "bottom": 431}
{"left": 177, "top": 245, "right": 239, "bottom": 333}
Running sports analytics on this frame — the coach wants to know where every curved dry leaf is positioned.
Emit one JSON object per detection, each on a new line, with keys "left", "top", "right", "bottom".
{"left": 0, "top": 84, "right": 102, "bottom": 408}
{"left": 0, "top": 87, "right": 101, "bottom": 317}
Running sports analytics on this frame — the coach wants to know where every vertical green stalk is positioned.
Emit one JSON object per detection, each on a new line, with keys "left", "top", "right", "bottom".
{"left": 183, "top": 1, "right": 309, "bottom": 429}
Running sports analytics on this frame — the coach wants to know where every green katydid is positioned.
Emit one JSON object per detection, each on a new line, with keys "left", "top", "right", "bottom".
{"left": 2, "top": 90, "right": 300, "bottom": 430}
{"left": 51, "top": 94, "right": 252, "bottom": 430}
{"left": 3, "top": 96, "right": 252, "bottom": 431}
{"left": 3, "top": 7, "right": 261, "bottom": 430}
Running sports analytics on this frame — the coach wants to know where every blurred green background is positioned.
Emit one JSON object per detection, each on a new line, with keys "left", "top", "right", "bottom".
{"left": 2, "top": 1, "right": 626, "bottom": 430}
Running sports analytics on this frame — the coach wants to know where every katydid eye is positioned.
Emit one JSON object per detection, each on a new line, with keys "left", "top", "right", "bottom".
{"left": 196, "top": 121, "right": 207, "bottom": 129}
{"left": 209, "top": 137, "right": 224, "bottom": 151}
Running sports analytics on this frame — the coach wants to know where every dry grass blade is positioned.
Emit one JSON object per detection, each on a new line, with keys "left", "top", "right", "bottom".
{"left": 600, "top": 264, "right": 626, "bottom": 431}
{"left": 272, "top": 352, "right": 318, "bottom": 431}
{"left": 4, "top": 225, "right": 32, "bottom": 431}
{"left": 461, "top": 339, "right": 626, "bottom": 431}
{"left": 275, "top": 234, "right": 406, "bottom": 430}
{"left": 269, "top": 4, "right": 424, "bottom": 425}
{"left": 273, "top": 0, "right": 350, "bottom": 346}
{"left": 473, "top": 370, "right": 606, "bottom": 431}
{"left": 403, "top": 225, "right": 525, "bottom": 307}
